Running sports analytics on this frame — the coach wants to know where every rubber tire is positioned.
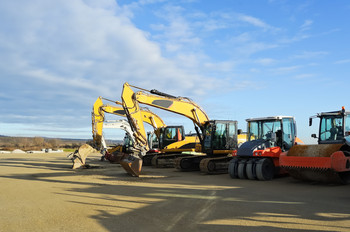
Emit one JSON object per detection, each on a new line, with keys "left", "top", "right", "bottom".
{"left": 228, "top": 158, "right": 239, "bottom": 179}
{"left": 238, "top": 161, "right": 247, "bottom": 179}
{"left": 256, "top": 158, "right": 275, "bottom": 181}
{"left": 246, "top": 159, "right": 256, "bottom": 180}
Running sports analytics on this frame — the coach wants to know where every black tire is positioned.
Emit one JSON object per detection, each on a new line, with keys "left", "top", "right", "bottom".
{"left": 256, "top": 158, "right": 275, "bottom": 181}
{"left": 228, "top": 158, "right": 239, "bottom": 179}
{"left": 246, "top": 159, "right": 256, "bottom": 180}
{"left": 238, "top": 160, "right": 247, "bottom": 179}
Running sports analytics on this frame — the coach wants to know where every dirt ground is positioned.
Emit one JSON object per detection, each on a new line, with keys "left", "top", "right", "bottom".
{"left": 0, "top": 152, "right": 349, "bottom": 232}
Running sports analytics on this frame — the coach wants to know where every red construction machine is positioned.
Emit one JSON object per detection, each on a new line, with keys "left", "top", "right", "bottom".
{"left": 229, "top": 116, "right": 302, "bottom": 181}
{"left": 280, "top": 107, "right": 350, "bottom": 184}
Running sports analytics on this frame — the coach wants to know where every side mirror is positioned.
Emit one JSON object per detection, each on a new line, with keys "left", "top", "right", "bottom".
{"left": 311, "top": 134, "right": 317, "bottom": 138}
{"left": 309, "top": 118, "right": 312, "bottom": 126}
{"left": 345, "top": 131, "right": 350, "bottom": 136}
{"left": 237, "top": 129, "right": 242, "bottom": 135}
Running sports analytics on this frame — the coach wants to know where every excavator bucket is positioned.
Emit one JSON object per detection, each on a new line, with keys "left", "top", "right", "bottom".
{"left": 120, "top": 154, "right": 143, "bottom": 177}
{"left": 69, "top": 144, "right": 95, "bottom": 169}
{"left": 280, "top": 144, "right": 350, "bottom": 184}
{"left": 104, "top": 151, "right": 128, "bottom": 164}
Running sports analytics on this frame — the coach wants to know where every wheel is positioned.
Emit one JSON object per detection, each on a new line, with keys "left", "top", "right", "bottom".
{"left": 246, "top": 159, "right": 256, "bottom": 180}
{"left": 237, "top": 161, "right": 247, "bottom": 179}
{"left": 228, "top": 158, "right": 239, "bottom": 179}
{"left": 256, "top": 158, "right": 275, "bottom": 181}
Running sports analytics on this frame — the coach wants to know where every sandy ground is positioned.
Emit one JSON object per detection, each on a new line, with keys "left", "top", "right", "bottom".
{"left": 0, "top": 152, "right": 350, "bottom": 232}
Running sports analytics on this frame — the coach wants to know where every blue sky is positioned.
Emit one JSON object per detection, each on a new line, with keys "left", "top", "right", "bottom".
{"left": 0, "top": 0, "right": 349, "bottom": 144}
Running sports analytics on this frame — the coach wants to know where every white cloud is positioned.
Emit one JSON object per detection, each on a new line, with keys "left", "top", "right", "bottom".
{"left": 237, "top": 14, "right": 277, "bottom": 31}
{"left": 255, "top": 58, "right": 276, "bottom": 66}
{"left": 292, "top": 51, "right": 328, "bottom": 59}
{"left": 293, "top": 73, "right": 314, "bottom": 79}
{"left": 334, "top": 59, "right": 350, "bottom": 64}
{"left": 300, "top": 19, "right": 313, "bottom": 31}
{"left": 272, "top": 65, "right": 302, "bottom": 74}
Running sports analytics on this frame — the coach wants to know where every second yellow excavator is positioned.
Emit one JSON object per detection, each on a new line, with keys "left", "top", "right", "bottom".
{"left": 119, "top": 82, "right": 242, "bottom": 176}
{"left": 69, "top": 97, "right": 166, "bottom": 168}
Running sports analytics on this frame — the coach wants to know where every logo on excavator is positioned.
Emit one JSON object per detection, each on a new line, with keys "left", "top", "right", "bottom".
{"left": 113, "top": 110, "right": 126, "bottom": 115}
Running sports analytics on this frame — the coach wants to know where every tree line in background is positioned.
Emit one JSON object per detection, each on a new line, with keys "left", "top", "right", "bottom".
{"left": 0, "top": 136, "right": 86, "bottom": 151}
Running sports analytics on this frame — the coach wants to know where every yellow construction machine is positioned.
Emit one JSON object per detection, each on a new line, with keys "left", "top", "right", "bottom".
{"left": 69, "top": 97, "right": 166, "bottom": 169}
{"left": 119, "top": 82, "right": 242, "bottom": 176}
{"left": 280, "top": 107, "right": 350, "bottom": 184}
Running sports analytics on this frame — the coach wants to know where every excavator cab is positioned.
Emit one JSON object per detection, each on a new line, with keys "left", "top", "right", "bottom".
{"left": 147, "top": 131, "right": 159, "bottom": 150}
{"left": 122, "top": 133, "right": 134, "bottom": 153}
{"left": 158, "top": 126, "right": 185, "bottom": 149}
{"left": 202, "top": 120, "right": 238, "bottom": 155}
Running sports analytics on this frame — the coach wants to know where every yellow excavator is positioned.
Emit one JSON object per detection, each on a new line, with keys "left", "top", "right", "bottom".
{"left": 96, "top": 97, "right": 199, "bottom": 166}
{"left": 71, "top": 95, "right": 200, "bottom": 170}
{"left": 119, "top": 82, "right": 242, "bottom": 176}
{"left": 92, "top": 97, "right": 167, "bottom": 164}
{"left": 69, "top": 97, "right": 166, "bottom": 169}
{"left": 280, "top": 107, "right": 350, "bottom": 184}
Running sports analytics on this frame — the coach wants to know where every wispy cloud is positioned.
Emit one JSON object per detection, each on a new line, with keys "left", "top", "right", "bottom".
{"left": 237, "top": 14, "right": 278, "bottom": 31}
{"left": 292, "top": 73, "right": 315, "bottom": 79}
{"left": 292, "top": 51, "right": 328, "bottom": 59}
{"left": 255, "top": 58, "right": 276, "bottom": 66}
{"left": 334, "top": 59, "right": 350, "bottom": 64}
{"left": 272, "top": 65, "right": 302, "bottom": 74}
{"left": 300, "top": 20, "right": 313, "bottom": 31}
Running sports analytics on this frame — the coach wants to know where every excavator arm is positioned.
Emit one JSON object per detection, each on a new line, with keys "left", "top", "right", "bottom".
{"left": 92, "top": 96, "right": 166, "bottom": 149}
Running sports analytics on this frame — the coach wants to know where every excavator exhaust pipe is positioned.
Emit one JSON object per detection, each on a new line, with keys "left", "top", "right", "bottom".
{"left": 120, "top": 154, "right": 143, "bottom": 177}
{"left": 68, "top": 144, "right": 95, "bottom": 169}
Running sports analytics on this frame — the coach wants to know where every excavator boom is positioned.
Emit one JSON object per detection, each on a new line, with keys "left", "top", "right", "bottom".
{"left": 134, "top": 87, "right": 209, "bottom": 129}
